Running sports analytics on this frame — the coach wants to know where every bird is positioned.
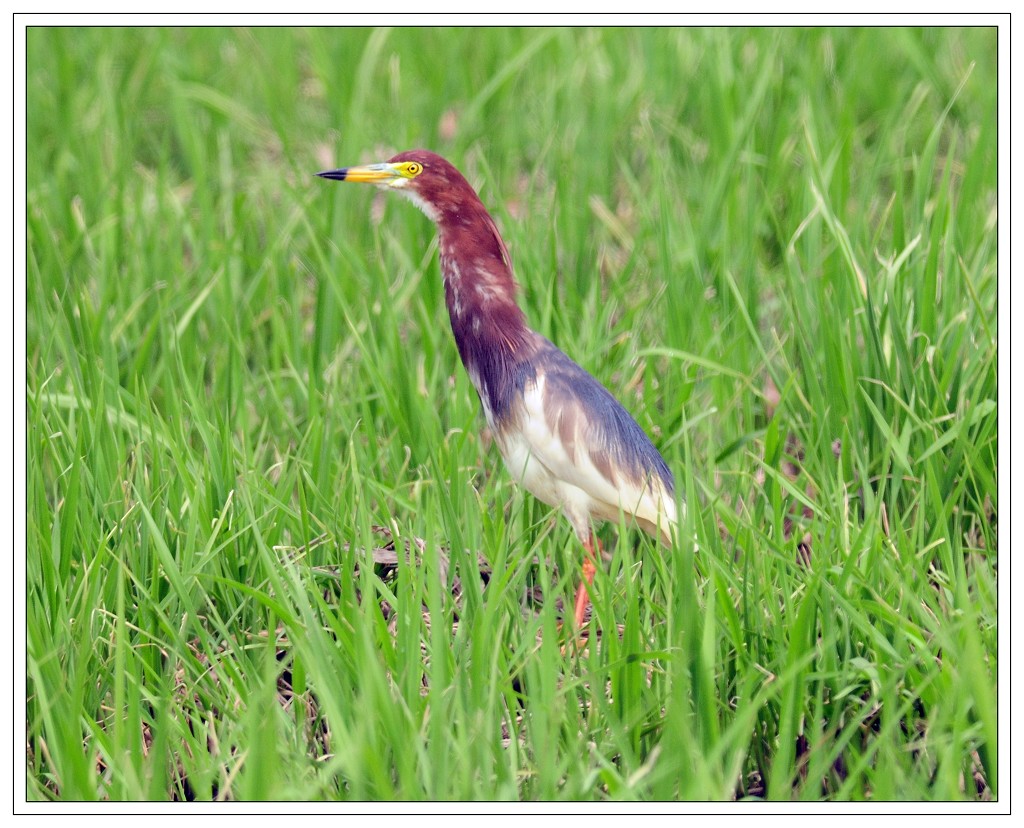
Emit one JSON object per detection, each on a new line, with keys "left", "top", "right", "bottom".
{"left": 317, "top": 150, "right": 678, "bottom": 628}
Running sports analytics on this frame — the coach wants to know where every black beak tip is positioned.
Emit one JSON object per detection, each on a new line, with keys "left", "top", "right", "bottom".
{"left": 316, "top": 169, "right": 347, "bottom": 181}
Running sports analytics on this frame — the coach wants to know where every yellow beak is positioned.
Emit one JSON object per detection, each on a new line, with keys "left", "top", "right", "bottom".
{"left": 316, "top": 163, "right": 400, "bottom": 184}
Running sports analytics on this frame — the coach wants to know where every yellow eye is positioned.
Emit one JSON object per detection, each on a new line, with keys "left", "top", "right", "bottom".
{"left": 405, "top": 162, "right": 422, "bottom": 177}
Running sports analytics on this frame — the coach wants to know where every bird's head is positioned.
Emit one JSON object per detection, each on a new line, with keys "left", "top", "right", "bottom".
{"left": 317, "top": 149, "right": 472, "bottom": 223}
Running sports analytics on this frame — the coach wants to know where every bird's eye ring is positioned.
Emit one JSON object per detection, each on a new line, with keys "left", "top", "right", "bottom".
{"left": 405, "top": 162, "right": 422, "bottom": 177}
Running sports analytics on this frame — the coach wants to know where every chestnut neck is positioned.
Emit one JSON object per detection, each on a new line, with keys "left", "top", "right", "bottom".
{"left": 433, "top": 194, "right": 535, "bottom": 421}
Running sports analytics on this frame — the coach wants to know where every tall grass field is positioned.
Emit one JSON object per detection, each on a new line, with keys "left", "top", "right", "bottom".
{"left": 24, "top": 26, "right": 998, "bottom": 802}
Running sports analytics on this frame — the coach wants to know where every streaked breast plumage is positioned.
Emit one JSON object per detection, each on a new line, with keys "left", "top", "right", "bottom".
{"left": 478, "top": 333, "right": 677, "bottom": 545}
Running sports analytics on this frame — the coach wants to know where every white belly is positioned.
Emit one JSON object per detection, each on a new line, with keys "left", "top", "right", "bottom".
{"left": 491, "top": 375, "right": 676, "bottom": 542}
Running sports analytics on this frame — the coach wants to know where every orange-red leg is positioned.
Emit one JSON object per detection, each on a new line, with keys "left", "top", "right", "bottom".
{"left": 572, "top": 533, "right": 601, "bottom": 628}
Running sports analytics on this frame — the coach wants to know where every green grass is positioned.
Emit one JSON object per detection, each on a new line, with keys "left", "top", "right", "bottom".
{"left": 25, "top": 26, "right": 997, "bottom": 801}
